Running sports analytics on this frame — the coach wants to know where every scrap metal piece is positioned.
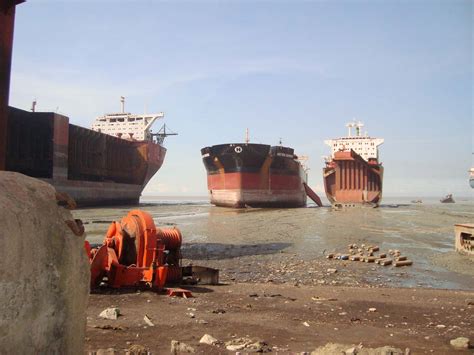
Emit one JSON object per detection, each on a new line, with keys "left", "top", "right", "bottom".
{"left": 182, "top": 265, "right": 219, "bottom": 285}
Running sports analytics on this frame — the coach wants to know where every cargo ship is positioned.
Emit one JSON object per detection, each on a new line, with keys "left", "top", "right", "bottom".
{"left": 323, "top": 121, "right": 384, "bottom": 208}
{"left": 201, "top": 139, "right": 322, "bottom": 208}
{"left": 5, "top": 98, "right": 174, "bottom": 206}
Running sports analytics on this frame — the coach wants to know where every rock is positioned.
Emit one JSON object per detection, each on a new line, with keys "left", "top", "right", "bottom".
{"left": 199, "top": 334, "right": 219, "bottom": 345}
{"left": 311, "top": 344, "right": 404, "bottom": 355}
{"left": 368, "top": 308, "right": 377, "bottom": 312}
{"left": 99, "top": 307, "right": 120, "bottom": 320}
{"left": 227, "top": 344, "right": 246, "bottom": 351}
{"left": 0, "top": 172, "right": 89, "bottom": 354}
{"left": 327, "top": 268, "right": 337, "bottom": 273}
{"left": 126, "top": 344, "right": 148, "bottom": 355}
{"left": 450, "top": 337, "right": 470, "bottom": 349}
{"left": 171, "top": 340, "right": 195, "bottom": 354}
{"left": 303, "top": 321, "right": 310, "bottom": 327}
{"left": 143, "top": 315, "right": 154, "bottom": 327}
{"left": 96, "top": 349, "right": 118, "bottom": 355}
{"left": 435, "top": 324, "right": 446, "bottom": 329}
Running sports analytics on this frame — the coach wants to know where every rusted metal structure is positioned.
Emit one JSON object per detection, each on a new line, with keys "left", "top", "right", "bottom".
{"left": 324, "top": 150, "right": 383, "bottom": 207}
{"left": 6, "top": 107, "right": 167, "bottom": 205}
{"left": 0, "top": 0, "right": 24, "bottom": 170}
{"left": 324, "top": 121, "right": 384, "bottom": 208}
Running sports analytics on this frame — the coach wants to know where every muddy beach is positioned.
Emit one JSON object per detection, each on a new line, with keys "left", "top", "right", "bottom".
{"left": 75, "top": 198, "right": 474, "bottom": 353}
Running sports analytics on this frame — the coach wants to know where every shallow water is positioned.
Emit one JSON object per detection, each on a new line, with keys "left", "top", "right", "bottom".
{"left": 74, "top": 196, "right": 474, "bottom": 290}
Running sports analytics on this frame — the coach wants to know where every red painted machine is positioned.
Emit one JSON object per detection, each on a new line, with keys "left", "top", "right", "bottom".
{"left": 85, "top": 210, "right": 182, "bottom": 291}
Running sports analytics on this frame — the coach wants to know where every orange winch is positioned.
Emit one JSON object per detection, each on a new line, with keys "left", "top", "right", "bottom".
{"left": 86, "top": 210, "right": 182, "bottom": 291}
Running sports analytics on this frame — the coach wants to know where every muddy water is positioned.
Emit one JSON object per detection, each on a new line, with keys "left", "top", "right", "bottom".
{"left": 74, "top": 197, "right": 474, "bottom": 290}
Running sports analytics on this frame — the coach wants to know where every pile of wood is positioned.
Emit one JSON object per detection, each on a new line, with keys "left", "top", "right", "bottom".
{"left": 326, "top": 244, "right": 413, "bottom": 267}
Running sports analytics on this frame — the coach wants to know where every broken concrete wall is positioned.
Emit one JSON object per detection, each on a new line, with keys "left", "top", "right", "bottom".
{"left": 0, "top": 172, "right": 89, "bottom": 354}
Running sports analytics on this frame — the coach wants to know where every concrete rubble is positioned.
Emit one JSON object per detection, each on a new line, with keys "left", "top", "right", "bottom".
{"left": 99, "top": 307, "right": 121, "bottom": 320}
{"left": 449, "top": 337, "right": 470, "bottom": 350}
{"left": 0, "top": 172, "right": 89, "bottom": 354}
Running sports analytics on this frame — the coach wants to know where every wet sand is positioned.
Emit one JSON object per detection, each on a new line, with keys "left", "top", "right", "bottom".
{"left": 75, "top": 198, "right": 474, "bottom": 290}
{"left": 76, "top": 198, "right": 474, "bottom": 353}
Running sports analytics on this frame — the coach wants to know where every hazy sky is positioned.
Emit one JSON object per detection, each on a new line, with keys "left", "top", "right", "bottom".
{"left": 9, "top": 0, "right": 473, "bottom": 199}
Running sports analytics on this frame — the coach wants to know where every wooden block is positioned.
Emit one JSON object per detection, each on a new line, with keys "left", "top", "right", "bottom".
{"left": 394, "top": 260, "right": 413, "bottom": 267}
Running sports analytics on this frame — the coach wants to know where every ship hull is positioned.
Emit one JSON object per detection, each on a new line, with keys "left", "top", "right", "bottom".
{"left": 202, "top": 143, "right": 307, "bottom": 208}
{"left": 6, "top": 107, "right": 166, "bottom": 206}
{"left": 323, "top": 150, "right": 383, "bottom": 208}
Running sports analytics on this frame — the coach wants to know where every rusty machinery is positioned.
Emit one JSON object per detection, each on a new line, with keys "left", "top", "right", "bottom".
{"left": 85, "top": 210, "right": 183, "bottom": 291}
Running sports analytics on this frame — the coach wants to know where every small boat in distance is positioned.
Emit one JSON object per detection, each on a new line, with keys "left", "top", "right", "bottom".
{"left": 440, "top": 194, "right": 455, "bottom": 203}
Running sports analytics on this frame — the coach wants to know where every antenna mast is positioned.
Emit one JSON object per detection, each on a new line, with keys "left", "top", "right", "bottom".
{"left": 120, "top": 96, "right": 125, "bottom": 113}
{"left": 245, "top": 128, "right": 249, "bottom": 144}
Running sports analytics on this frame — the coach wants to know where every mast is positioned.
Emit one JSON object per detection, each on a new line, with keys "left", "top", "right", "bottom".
{"left": 245, "top": 128, "right": 249, "bottom": 144}
{"left": 120, "top": 96, "right": 125, "bottom": 113}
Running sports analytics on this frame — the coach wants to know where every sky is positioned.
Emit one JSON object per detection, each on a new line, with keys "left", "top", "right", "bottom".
{"left": 9, "top": 0, "right": 473, "bottom": 199}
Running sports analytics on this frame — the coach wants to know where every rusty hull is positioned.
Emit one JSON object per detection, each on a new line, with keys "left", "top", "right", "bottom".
{"left": 324, "top": 150, "right": 383, "bottom": 208}
{"left": 6, "top": 107, "right": 166, "bottom": 206}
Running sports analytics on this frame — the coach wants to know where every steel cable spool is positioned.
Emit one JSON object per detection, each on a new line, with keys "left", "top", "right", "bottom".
{"left": 157, "top": 227, "right": 182, "bottom": 250}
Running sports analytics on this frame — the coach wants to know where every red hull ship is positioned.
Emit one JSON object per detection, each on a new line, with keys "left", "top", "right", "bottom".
{"left": 201, "top": 143, "right": 322, "bottom": 208}
{"left": 323, "top": 121, "right": 384, "bottom": 208}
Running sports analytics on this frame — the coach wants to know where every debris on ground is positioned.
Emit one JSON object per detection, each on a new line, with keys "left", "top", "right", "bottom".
{"left": 99, "top": 308, "right": 120, "bottom": 320}
{"left": 143, "top": 315, "right": 154, "bottom": 327}
{"left": 199, "top": 334, "right": 220, "bottom": 346}
{"left": 170, "top": 340, "right": 195, "bottom": 354}
{"left": 327, "top": 244, "right": 413, "bottom": 268}
{"left": 450, "top": 337, "right": 470, "bottom": 350}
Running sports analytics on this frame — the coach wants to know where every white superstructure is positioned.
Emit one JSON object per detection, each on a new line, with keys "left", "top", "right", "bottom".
{"left": 325, "top": 121, "right": 384, "bottom": 161}
{"left": 91, "top": 97, "right": 164, "bottom": 141}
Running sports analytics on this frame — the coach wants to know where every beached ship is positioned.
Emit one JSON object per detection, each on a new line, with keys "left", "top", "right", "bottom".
{"left": 201, "top": 139, "right": 322, "bottom": 208}
{"left": 6, "top": 98, "right": 174, "bottom": 206}
{"left": 323, "top": 121, "right": 384, "bottom": 208}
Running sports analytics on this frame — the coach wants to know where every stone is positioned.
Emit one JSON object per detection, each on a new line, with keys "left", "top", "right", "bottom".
{"left": 435, "top": 324, "right": 446, "bottom": 329}
{"left": 143, "top": 315, "right": 154, "bottom": 327}
{"left": 171, "top": 340, "right": 196, "bottom": 354}
{"left": 96, "top": 349, "right": 118, "bottom": 355}
{"left": 0, "top": 172, "right": 89, "bottom": 354}
{"left": 99, "top": 307, "right": 120, "bottom": 320}
{"left": 327, "top": 268, "right": 337, "bottom": 273}
{"left": 227, "top": 344, "right": 246, "bottom": 351}
{"left": 450, "top": 337, "right": 470, "bottom": 349}
{"left": 199, "top": 334, "right": 219, "bottom": 345}
{"left": 345, "top": 347, "right": 357, "bottom": 355}
{"left": 368, "top": 308, "right": 377, "bottom": 312}
{"left": 126, "top": 344, "right": 148, "bottom": 355}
